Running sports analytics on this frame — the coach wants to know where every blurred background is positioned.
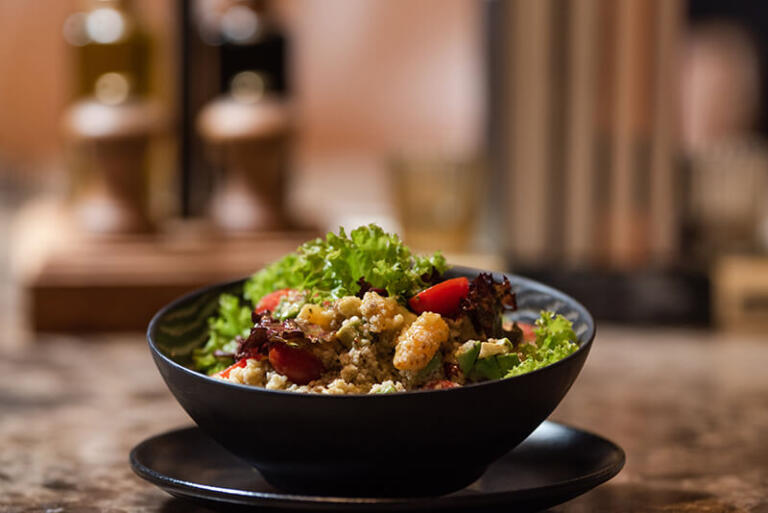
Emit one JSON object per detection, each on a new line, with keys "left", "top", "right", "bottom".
{"left": 1, "top": 0, "right": 767, "bottom": 336}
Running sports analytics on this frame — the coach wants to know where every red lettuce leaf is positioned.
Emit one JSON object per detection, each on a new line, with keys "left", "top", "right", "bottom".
{"left": 459, "top": 273, "right": 517, "bottom": 339}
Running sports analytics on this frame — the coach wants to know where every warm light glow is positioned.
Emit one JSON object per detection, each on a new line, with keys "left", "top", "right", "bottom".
{"left": 221, "top": 5, "right": 260, "bottom": 43}
{"left": 94, "top": 72, "right": 131, "bottom": 105}
{"left": 85, "top": 7, "right": 126, "bottom": 44}
{"left": 231, "top": 71, "right": 265, "bottom": 103}
{"left": 62, "top": 12, "right": 90, "bottom": 47}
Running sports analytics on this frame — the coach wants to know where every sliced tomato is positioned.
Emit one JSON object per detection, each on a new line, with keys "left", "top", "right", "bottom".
{"left": 408, "top": 277, "right": 470, "bottom": 317}
{"left": 518, "top": 322, "right": 537, "bottom": 343}
{"left": 255, "top": 288, "right": 294, "bottom": 314}
{"left": 268, "top": 343, "right": 324, "bottom": 385}
{"left": 217, "top": 358, "right": 247, "bottom": 379}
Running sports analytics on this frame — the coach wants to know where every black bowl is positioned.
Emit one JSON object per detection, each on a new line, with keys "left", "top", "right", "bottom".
{"left": 147, "top": 266, "right": 595, "bottom": 498}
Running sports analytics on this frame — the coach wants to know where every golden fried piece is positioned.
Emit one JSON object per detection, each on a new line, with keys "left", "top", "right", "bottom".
{"left": 393, "top": 312, "right": 449, "bottom": 371}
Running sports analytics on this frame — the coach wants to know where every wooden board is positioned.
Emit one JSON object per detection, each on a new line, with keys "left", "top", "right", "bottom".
{"left": 11, "top": 200, "right": 318, "bottom": 332}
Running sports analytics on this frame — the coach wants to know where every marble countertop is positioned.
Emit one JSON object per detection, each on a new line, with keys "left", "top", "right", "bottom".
{"left": 1, "top": 327, "right": 767, "bottom": 513}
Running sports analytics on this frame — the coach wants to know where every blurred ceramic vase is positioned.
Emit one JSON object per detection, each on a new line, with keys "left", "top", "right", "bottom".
{"left": 197, "top": 80, "right": 293, "bottom": 232}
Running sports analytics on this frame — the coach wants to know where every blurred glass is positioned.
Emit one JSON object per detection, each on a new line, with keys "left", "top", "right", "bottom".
{"left": 391, "top": 157, "right": 481, "bottom": 253}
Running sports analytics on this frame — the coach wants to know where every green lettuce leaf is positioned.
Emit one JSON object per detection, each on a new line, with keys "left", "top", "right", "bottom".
{"left": 504, "top": 312, "right": 578, "bottom": 378}
{"left": 534, "top": 311, "right": 578, "bottom": 351}
{"left": 504, "top": 341, "right": 577, "bottom": 377}
{"left": 192, "top": 294, "right": 251, "bottom": 375}
{"left": 243, "top": 224, "right": 447, "bottom": 305}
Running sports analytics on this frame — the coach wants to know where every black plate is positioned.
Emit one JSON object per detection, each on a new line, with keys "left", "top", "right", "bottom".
{"left": 130, "top": 421, "right": 624, "bottom": 512}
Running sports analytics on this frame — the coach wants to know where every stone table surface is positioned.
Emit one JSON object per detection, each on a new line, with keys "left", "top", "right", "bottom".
{"left": 1, "top": 327, "right": 767, "bottom": 513}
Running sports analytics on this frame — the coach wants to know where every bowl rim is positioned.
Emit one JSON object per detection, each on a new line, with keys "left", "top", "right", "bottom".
{"left": 147, "top": 265, "right": 596, "bottom": 399}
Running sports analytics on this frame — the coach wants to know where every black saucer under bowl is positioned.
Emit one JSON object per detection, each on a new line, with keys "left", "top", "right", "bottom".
{"left": 147, "top": 266, "right": 596, "bottom": 497}
{"left": 130, "top": 421, "right": 624, "bottom": 511}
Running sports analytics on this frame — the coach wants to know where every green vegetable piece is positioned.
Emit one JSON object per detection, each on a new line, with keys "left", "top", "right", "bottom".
{"left": 457, "top": 341, "right": 481, "bottom": 374}
{"left": 375, "top": 382, "right": 397, "bottom": 394}
{"left": 496, "top": 353, "right": 521, "bottom": 374}
{"left": 335, "top": 318, "right": 361, "bottom": 346}
{"left": 272, "top": 295, "right": 306, "bottom": 320}
{"left": 476, "top": 338, "right": 513, "bottom": 360}
{"left": 472, "top": 356, "right": 503, "bottom": 381}
{"left": 417, "top": 353, "right": 442, "bottom": 380}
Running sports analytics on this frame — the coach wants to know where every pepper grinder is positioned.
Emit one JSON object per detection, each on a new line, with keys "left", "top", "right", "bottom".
{"left": 62, "top": 0, "right": 159, "bottom": 235}
{"left": 197, "top": 74, "right": 293, "bottom": 232}
{"left": 62, "top": 93, "right": 162, "bottom": 234}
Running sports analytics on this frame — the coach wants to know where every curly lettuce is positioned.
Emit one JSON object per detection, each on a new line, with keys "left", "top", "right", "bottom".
{"left": 243, "top": 224, "right": 447, "bottom": 304}
{"left": 504, "top": 312, "right": 578, "bottom": 377}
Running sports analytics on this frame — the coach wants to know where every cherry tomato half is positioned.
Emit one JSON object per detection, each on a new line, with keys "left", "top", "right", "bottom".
{"left": 408, "top": 277, "right": 470, "bottom": 317}
{"left": 268, "top": 343, "right": 324, "bottom": 385}
{"left": 255, "top": 288, "right": 294, "bottom": 314}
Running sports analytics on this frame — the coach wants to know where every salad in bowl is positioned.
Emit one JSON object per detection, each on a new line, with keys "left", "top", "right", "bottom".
{"left": 191, "top": 224, "right": 579, "bottom": 394}
{"left": 147, "top": 225, "right": 594, "bottom": 496}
